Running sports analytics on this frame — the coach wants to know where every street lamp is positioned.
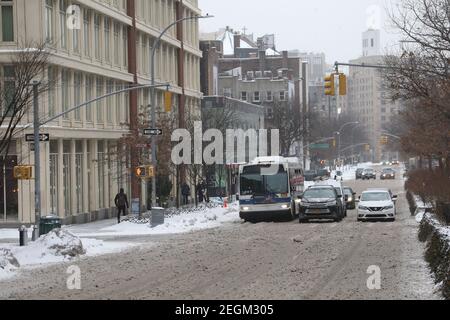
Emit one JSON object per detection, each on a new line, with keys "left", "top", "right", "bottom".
{"left": 337, "top": 121, "right": 359, "bottom": 167}
{"left": 149, "top": 14, "right": 213, "bottom": 208}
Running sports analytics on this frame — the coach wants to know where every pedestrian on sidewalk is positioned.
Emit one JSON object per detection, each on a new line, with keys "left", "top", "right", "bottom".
{"left": 114, "top": 188, "right": 129, "bottom": 224}
{"left": 196, "top": 181, "right": 204, "bottom": 204}
{"left": 181, "top": 182, "right": 190, "bottom": 205}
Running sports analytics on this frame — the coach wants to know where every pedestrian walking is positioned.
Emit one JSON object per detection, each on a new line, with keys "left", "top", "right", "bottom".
{"left": 197, "top": 182, "right": 204, "bottom": 203}
{"left": 181, "top": 182, "right": 190, "bottom": 205}
{"left": 114, "top": 188, "right": 129, "bottom": 224}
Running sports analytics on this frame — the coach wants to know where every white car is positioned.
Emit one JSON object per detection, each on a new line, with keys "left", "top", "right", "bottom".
{"left": 357, "top": 189, "right": 397, "bottom": 222}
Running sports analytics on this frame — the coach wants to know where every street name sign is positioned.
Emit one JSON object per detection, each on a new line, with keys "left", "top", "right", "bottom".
{"left": 25, "top": 134, "right": 50, "bottom": 142}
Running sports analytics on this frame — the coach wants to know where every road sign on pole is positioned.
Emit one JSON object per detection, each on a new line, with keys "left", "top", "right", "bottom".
{"left": 26, "top": 133, "right": 49, "bottom": 142}
{"left": 143, "top": 129, "right": 163, "bottom": 136}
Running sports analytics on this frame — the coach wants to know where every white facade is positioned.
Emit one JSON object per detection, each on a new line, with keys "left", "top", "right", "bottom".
{"left": 0, "top": 0, "right": 202, "bottom": 225}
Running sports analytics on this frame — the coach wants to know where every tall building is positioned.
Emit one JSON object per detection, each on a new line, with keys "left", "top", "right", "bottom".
{"left": 0, "top": 0, "right": 202, "bottom": 226}
{"left": 347, "top": 29, "right": 401, "bottom": 162}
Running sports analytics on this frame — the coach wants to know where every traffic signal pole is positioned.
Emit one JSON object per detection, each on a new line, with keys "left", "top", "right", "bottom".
{"left": 32, "top": 81, "right": 41, "bottom": 241}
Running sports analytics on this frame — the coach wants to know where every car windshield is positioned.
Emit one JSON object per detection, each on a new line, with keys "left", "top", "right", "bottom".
{"left": 303, "top": 188, "right": 335, "bottom": 199}
{"left": 364, "top": 169, "right": 374, "bottom": 173}
{"left": 361, "top": 192, "right": 391, "bottom": 201}
{"left": 383, "top": 169, "right": 394, "bottom": 173}
{"left": 343, "top": 188, "right": 353, "bottom": 195}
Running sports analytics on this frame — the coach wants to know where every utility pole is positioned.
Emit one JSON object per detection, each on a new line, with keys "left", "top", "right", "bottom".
{"left": 32, "top": 81, "right": 41, "bottom": 240}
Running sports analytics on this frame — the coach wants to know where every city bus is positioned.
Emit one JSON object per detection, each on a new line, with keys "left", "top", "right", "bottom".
{"left": 238, "top": 156, "right": 305, "bottom": 221}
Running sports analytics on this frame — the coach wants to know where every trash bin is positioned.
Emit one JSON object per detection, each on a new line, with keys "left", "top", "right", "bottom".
{"left": 39, "top": 215, "right": 62, "bottom": 236}
{"left": 19, "top": 225, "right": 28, "bottom": 246}
{"left": 151, "top": 208, "right": 165, "bottom": 228}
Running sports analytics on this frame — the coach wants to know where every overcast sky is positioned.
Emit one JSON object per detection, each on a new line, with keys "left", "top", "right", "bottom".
{"left": 198, "top": 0, "right": 401, "bottom": 65}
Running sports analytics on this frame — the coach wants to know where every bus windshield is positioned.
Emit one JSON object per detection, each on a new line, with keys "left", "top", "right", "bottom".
{"left": 240, "top": 165, "right": 289, "bottom": 196}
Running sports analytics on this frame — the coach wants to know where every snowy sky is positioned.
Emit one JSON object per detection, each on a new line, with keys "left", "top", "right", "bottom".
{"left": 198, "top": 0, "right": 402, "bottom": 65}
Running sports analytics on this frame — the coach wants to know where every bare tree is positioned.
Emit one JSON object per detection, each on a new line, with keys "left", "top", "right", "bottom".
{"left": 0, "top": 42, "right": 50, "bottom": 159}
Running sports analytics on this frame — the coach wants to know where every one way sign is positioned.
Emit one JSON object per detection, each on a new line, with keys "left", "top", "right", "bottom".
{"left": 143, "top": 129, "right": 163, "bottom": 136}
{"left": 25, "top": 134, "right": 50, "bottom": 142}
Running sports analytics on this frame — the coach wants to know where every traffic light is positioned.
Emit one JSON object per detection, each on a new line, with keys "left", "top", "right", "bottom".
{"left": 135, "top": 165, "right": 155, "bottom": 178}
{"left": 365, "top": 144, "right": 370, "bottom": 151}
{"left": 324, "top": 74, "right": 335, "bottom": 96}
{"left": 14, "top": 166, "right": 32, "bottom": 180}
{"left": 164, "top": 91, "right": 172, "bottom": 113}
{"left": 380, "top": 136, "right": 389, "bottom": 145}
{"left": 332, "top": 138, "right": 336, "bottom": 148}
{"left": 339, "top": 73, "right": 347, "bottom": 96}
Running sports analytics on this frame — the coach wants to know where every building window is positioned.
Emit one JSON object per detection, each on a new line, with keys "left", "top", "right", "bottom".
{"left": 74, "top": 72, "right": 81, "bottom": 120}
{"left": 63, "top": 141, "right": 71, "bottom": 215}
{"left": 45, "top": 0, "right": 54, "bottom": 44}
{"left": 47, "top": 67, "right": 55, "bottom": 116}
{"left": 94, "top": 14, "right": 100, "bottom": 59}
{"left": 223, "top": 88, "right": 231, "bottom": 97}
{"left": 49, "top": 141, "right": 58, "bottom": 215}
{"left": 83, "top": 9, "right": 90, "bottom": 56}
{"left": 279, "top": 91, "right": 286, "bottom": 101}
{"left": 113, "top": 22, "right": 120, "bottom": 65}
{"left": 123, "top": 25, "right": 128, "bottom": 67}
{"left": 61, "top": 69, "right": 69, "bottom": 119}
{"left": 1, "top": 65, "right": 15, "bottom": 117}
{"left": 116, "top": 83, "right": 122, "bottom": 123}
{"left": 75, "top": 141, "right": 83, "bottom": 214}
{"left": 59, "top": 0, "right": 67, "bottom": 49}
{"left": 104, "top": 17, "right": 111, "bottom": 62}
{"left": 97, "top": 141, "right": 105, "bottom": 208}
{"left": 253, "top": 91, "right": 260, "bottom": 102}
{"left": 241, "top": 91, "right": 247, "bottom": 101}
{"left": 96, "top": 77, "right": 103, "bottom": 122}
{"left": 85, "top": 75, "right": 92, "bottom": 122}
{"left": 106, "top": 80, "right": 113, "bottom": 123}
{"left": 0, "top": 0, "right": 14, "bottom": 42}
{"left": 266, "top": 91, "right": 273, "bottom": 101}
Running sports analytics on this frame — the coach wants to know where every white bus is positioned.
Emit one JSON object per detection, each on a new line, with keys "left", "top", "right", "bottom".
{"left": 239, "top": 156, "right": 305, "bottom": 221}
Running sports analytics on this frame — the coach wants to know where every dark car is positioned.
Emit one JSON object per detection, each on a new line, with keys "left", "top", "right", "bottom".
{"left": 343, "top": 187, "right": 357, "bottom": 209}
{"left": 362, "top": 168, "right": 376, "bottom": 180}
{"left": 316, "top": 169, "right": 331, "bottom": 179}
{"left": 298, "top": 186, "right": 344, "bottom": 223}
{"left": 304, "top": 170, "right": 317, "bottom": 182}
{"left": 355, "top": 168, "right": 364, "bottom": 180}
{"left": 380, "top": 168, "right": 396, "bottom": 180}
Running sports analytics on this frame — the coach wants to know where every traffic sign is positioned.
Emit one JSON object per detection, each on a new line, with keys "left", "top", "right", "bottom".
{"left": 143, "top": 129, "right": 163, "bottom": 136}
{"left": 25, "top": 134, "right": 49, "bottom": 142}
{"left": 310, "top": 143, "right": 330, "bottom": 150}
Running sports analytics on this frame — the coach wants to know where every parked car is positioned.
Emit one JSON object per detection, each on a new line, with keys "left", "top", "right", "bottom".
{"left": 362, "top": 168, "right": 376, "bottom": 180}
{"left": 380, "top": 168, "right": 396, "bottom": 180}
{"left": 343, "top": 187, "right": 357, "bottom": 209}
{"left": 298, "top": 185, "right": 344, "bottom": 223}
{"left": 355, "top": 168, "right": 364, "bottom": 180}
{"left": 357, "top": 188, "right": 397, "bottom": 222}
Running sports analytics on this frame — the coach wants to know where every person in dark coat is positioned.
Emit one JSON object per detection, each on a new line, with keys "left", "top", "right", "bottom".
{"left": 181, "top": 182, "right": 190, "bottom": 205}
{"left": 197, "top": 182, "right": 204, "bottom": 203}
{"left": 114, "top": 188, "right": 129, "bottom": 224}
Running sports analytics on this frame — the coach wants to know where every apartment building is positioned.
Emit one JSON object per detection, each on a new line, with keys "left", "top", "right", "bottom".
{"left": 347, "top": 30, "right": 401, "bottom": 162}
{"left": 0, "top": 0, "right": 202, "bottom": 225}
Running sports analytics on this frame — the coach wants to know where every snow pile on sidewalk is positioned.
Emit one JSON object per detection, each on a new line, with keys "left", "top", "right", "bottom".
{"left": 80, "top": 203, "right": 240, "bottom": 237}
{"left": 0, "top": 229, "right": 133, "bottom": 280}
{"left": 0, "top": 248, "right": 19, "bottom": 280}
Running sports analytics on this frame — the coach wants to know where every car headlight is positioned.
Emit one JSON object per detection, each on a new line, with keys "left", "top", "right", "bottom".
{"left": 348, "top": 197, "right": 353, "bottom": 202}
{"left": 326, "top": 201, "right": 338, "bottom": 206}
{"left": 294, "top": 199, "right": 302, "bottom": 204}
{"left": 358, "top": 206, "right": 369, "bottom": 211}
{"left": 281, "top": 204, "right": 289, "bottom": 209}
{"left": 242, "top": 207, "right": 250, "bottom": 211}
{"left": 384, "top": 205, "right": 394, "bottom": 210}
